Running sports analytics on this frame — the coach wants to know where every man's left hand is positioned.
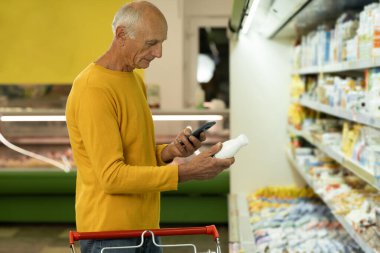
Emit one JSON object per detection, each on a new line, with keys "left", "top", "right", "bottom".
{"left": 161, "top": 127, "right": 206, "bottom": 163}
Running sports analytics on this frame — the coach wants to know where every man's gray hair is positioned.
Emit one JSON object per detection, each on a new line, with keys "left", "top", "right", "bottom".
{"left": 112, "top": 4, "right": 140, "bottom": 39}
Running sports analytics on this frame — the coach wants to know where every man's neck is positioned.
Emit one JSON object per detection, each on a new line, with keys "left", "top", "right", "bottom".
{"left": 95, "top": 47, "right": 134, "bottom": 72}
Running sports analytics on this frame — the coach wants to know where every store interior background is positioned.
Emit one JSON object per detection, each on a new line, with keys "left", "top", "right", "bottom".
{"left": 0, "top": 1, "right": 239, "bottom": 252}
{"left": 0, "top": 0, "right": 239, "bottom": 252}
{"left": 0, "top": 0, "right": 301, "bottom": 217}
{"left": 0, "top": 0, "right": 305, "bottom": 197}
{"left": 3, "top": 0, "right": 368, "bottom": 251}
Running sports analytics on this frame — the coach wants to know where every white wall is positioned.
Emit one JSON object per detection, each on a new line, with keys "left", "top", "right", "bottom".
{"left": 144, "top": 0, "right": 184, "bottom": 110}
{"left": 184, "top": 0, "right": 232, "bottom": 16}
{"left": 145, "top": 0, "right": 302, "bottom": 193}
{"left": 230, "top": 31, "right": 304, "bottom": 193}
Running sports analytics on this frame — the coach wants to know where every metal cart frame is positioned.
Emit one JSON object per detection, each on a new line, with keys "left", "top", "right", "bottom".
{"left": 69, "top": 225, "right": 221, "bottom": 253}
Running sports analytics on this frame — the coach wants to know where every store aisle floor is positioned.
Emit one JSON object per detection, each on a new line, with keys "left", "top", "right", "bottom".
{"left": 0, "top": 224, "right": 228, "bottom": 253}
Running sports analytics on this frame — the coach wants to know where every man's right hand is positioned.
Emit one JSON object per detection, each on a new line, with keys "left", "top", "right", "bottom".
{"left": 178, "top": 142, "right": 235, "bottom": 182}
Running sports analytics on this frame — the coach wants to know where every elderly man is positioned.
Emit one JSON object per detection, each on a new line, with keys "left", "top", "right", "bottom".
{"left": 66, "top": 1, "right": 234, "bottom": 252}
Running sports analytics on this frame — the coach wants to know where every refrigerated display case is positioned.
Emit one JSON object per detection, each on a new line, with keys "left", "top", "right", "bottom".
{"left": 229, "top": 0, "right": 380, "bottom": 252}
{"left": 0, "top": 108, "right": 231, "bottom": 223}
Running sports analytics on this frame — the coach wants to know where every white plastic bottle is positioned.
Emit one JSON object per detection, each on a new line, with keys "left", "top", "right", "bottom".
{"left": 214, "top": 134, "right": 249, "bottom": 159}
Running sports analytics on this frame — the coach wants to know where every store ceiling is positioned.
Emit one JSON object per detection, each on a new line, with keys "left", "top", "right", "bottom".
{"left": 231, "top": 0, "right": 377, "bottom": 39}
{"left": 274, "top": 0, "right": 377, "bottom": 39}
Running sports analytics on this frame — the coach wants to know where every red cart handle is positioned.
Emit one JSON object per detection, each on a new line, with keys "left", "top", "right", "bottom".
{"left": 69, "top": 225, "right": 219, "bottom": 245}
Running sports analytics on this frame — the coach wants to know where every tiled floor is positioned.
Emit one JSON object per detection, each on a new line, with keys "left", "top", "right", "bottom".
{"left": 0, "top": 224, "right": 229, "bottom": 253}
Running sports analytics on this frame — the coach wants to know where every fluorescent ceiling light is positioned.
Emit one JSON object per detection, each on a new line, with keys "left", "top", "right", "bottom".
{"left": 0, "top": 115, "right": 224, "bottom": 122}
{"left": 0, "top": 115, "right": 66, "bottom": 122}
{"left": 153, "top": 115, "right": 223, "bottom": 121}
{"left": 241, "top": 0, "right": 261, "bottom": 34}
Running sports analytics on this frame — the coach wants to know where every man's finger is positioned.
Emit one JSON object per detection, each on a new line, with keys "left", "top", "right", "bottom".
{"left": 184, "top": 126, "right": 192, "bottom": 135}
{"left": 176, "top": 137, "right": 185, "bottom": 146}
{"left": 202, "top": 142, "right": 222, "bottom": 157}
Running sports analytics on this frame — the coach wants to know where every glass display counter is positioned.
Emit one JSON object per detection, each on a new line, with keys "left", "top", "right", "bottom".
{"left": 0, "top": 108, "right": 230, "bottom": 223}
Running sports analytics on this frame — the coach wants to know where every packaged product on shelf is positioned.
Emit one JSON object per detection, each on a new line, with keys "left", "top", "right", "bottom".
{"left": 341, "top": 122, "right": 352, "bottom": 155}
{"left": 320, "top": 132, "right": 342, "bottom": 145}
{"left": 317, "top": 25, "right": 332, "bottom": 66}
{"left": 344, "top": 174, "right": 368, "bottom": 189}
{"left": 358, "top": 3, "right": 378, "bottom": 60}
{"left": 304, "top": 76, "right": 317, "bottom": 99}
{"left": 316, "top": 118, "right": 342, "bottom": 134}
{"left": 373, "top": 5, "right": 380, "bottom": 57}
{"left": 369, "top": 145, "right": 380, "bottom": 186}
{"left": 341, "top": 123, "right": 362, "bottom": 158}
{"left": 309, "top": 75, "right": 366, "bottom": 111}
{"left": 340, "top": 124, "right": 380, "bottom": 175}
{"left": 346, "top": 36, "right": 359, "bottom": 61}
{"left": 287, "top": 104, "right": 305, "bottom": 130}
{"left": 290, "top": 74, "right": 304, "bottom": 100}
{"left": 366, "top": 68, "right": 380, "bottom": 117}
{"left": 334, "top": 14, "right": 358, "bottom": 63}
{"left": 292, "top": 45, "right": 301, "bottom": 70}
{"left": 294, "top": 147, "right": 313, "bottom": 156}
{"left": 294, "top": 145, "right": 380, "bottom": 251}
{"left": 247, "top": 186, "right": 361, "bottom": 253}
{"left": 295, "top": 2, "right": 380, "bottom": 67}
{"left": 355, "top": 127, "right": 380, "bottom": 169}
{"left": 295, "top": 152, "right": 317, "bottom": 168}
{"left": 375, "top": 203, "right": 380, "bottom": 230}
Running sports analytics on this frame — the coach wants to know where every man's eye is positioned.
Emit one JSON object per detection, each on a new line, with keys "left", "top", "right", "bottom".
{"left": 147, "top": 41, "right": 157, "bottom": 46}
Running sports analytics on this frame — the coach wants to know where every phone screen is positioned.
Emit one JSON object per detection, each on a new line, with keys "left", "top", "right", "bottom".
{"left": 191, "top": 121, "right": 216, "bottom": 139}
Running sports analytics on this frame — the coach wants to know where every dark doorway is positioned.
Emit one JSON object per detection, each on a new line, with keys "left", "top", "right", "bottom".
{"left": 197, "top": 27, "right": 230, "bottom": 108}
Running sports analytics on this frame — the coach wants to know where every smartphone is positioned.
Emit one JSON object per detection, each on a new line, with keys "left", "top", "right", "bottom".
{"left": 191, "top": 121, "right": 216, "bottom": 139}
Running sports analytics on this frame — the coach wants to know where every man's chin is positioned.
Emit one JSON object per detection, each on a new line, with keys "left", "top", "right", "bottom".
{"left": 137, "top": 62, "right": 150, "bottom": 69}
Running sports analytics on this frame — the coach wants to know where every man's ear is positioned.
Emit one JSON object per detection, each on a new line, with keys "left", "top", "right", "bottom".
{"left": 115, "top": 26, "right": 126, "bottom": 42}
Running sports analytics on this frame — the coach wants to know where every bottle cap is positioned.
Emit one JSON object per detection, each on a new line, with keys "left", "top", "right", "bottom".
{"left": 237, "top": 134, "right": 249, "bottom": 146}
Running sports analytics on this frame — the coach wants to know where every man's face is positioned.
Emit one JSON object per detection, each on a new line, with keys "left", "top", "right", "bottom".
{"left": 125, "top": 17, "right": 167, "bottom": 69}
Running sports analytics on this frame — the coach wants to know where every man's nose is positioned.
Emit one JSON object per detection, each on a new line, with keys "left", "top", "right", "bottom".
{"left": 152, "top": 44, "right": 162, "bottom": 58}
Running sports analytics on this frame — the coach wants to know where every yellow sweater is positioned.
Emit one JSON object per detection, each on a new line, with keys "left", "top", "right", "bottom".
{"left": 66, "top": 63, "right": 178, "bottom": 232}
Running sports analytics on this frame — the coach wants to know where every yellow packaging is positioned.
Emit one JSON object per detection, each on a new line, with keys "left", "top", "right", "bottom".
{"left": 290, "top": 75, "right": 305, "bottom": 100}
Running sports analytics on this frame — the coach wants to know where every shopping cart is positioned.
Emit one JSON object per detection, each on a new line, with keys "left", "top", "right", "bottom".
{"left": 69, "top": 225, "right": 222, "bottom": 253}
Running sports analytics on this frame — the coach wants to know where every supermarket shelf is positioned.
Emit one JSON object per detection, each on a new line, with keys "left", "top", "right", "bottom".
{"left": 286, "top": 151, "right": 377, "bottom": 253}
{"left": 288, "top": 126, "right": 378, "bottom": 190}
{"left": 299, "top": 97, "right": 380, "bottom": 129}
{"left": 228, "top": 193, "right": 256, "bottom": 252}
{"left": 294, "top": 58, "right": 380, "bottom": 75}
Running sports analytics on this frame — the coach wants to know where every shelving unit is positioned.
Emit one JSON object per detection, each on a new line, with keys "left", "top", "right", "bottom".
{"left": 286, "top": 150, "right": 377, "bottom": 253}
{"left": 286, "top": 3, "right": 380, "bottom": 250}
{"left": 228, "top": 193, "right": 256, "bottom": 253}
{"left": 229, "top": 0, "right": 380, "bottom": 251}
{"left": 287, "top": 65, "right": 380, "bottom": 251}
{"left": 295, "top": 58, "right": 380, "bottom": 75}
{"left": 298, "top": 98, "right": 380, "bottom": 129}
{"left": 288, "top": 126, "right": 378, "bottom": 190}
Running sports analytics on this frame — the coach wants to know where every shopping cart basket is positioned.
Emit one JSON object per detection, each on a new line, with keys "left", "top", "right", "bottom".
{"left": 69, "top": 225, "right": 221, "bottom": 253}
